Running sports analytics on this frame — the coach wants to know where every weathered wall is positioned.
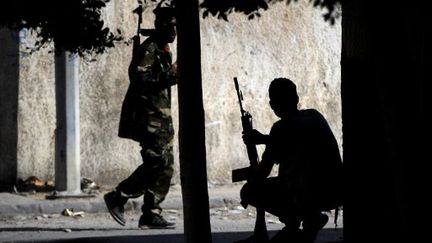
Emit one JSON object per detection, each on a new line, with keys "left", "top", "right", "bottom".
{"left": 16, "top": 32, "right": 56, "bottom": 181}
{"left": 11, "top": 0, "right": 341, "bottom": 187}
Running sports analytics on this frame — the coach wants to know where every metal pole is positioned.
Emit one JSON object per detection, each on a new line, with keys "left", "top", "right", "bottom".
{"left": 53, "top": 50, "right": 84, "bottom": 197}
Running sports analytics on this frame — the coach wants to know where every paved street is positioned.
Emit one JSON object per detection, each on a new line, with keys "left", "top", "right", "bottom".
{"left": 0, "top": 209, "right": 343, "bottom": 243}
{"left": 0, "top": 184, "right": 343, "bottom": 243}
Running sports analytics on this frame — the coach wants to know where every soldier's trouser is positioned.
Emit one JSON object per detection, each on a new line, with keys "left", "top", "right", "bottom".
{"left": 116, "top": 138, "right": 174, "bottom": 216}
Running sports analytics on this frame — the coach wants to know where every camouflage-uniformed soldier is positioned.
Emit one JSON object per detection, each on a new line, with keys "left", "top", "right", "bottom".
{"left": 104, "top": 6, "right": 177, "bottom": 229}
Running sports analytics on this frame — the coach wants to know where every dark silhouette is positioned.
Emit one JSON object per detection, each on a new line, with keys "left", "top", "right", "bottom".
{"left": 240, "top": 78, "right": 343, "bottom": 243}
{"left": 103, "top": 4, "right": 177, "bottom": 229}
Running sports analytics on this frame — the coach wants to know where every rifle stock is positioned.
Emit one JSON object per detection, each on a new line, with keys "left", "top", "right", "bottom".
{"left": 232, "top": 77, "right": 268, "bottom": 243}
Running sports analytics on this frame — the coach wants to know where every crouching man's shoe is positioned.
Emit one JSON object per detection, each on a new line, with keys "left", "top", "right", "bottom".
{"left": 302, "top": 213, "right": 329, "bottom": 243}
{"left": 139, "top": 213, "right": 176, "bottom": 229}
{"left": 104, "top": 191, "right": 126, "bottom": 226}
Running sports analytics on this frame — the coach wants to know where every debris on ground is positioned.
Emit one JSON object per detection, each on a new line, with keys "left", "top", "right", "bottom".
{"left": 61, "top": 208, "right": 85, "bottom": 217}
{"left": 15, "top": 176, "right": 55, "bottom": 192}
{"left": 81, "top": 177, "right": 100, "bottom": 194}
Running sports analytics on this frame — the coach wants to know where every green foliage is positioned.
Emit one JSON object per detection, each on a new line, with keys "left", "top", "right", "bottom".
{"left": 200, "top": 0, "right": 341, "bottom": 24}
{"left": 0, "top": 0, "right": 124, "bottom": 56}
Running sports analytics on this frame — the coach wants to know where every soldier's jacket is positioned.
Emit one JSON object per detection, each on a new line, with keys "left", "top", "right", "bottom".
{"left": 118, "top": 36, "right": 176, "bottom": 142}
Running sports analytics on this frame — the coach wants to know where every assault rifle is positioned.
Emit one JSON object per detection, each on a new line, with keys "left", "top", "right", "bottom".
{"left": 232, "top": 77, "right": 268, "bottom": 243}
{"left": 132, "top": 1, "right": 155, "bottom": 49}
{"left": 132, "top": 0, "right": 144, "bottom": 58}
{"left": 130, "top": 1, "right": 154, "bottom": 79}
{"left": 231, "top": 77, "right": 259, "bottom": 183}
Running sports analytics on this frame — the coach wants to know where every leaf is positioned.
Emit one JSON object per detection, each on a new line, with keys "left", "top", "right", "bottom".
{"left": 222, "top": 14, "right": 228, "bottom": 21}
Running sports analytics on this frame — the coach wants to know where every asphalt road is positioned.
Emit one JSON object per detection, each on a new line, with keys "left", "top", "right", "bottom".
{"left": 0, "top": 206, "right": 343, "bottom": 243}
{"left": 0, "top": 184, "right": 343, "bottom": 242}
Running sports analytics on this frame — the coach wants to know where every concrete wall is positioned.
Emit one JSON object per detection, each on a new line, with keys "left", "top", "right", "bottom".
{"left": 6, "top": 0, "right": 341, "bottom": 187}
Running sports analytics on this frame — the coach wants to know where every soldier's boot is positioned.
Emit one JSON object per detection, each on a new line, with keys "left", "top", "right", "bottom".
{"left": 104, "top": 191, "right": 127, "bottom": 226}
{"left": 138, "top": 212, "right": 176, "bottom": 229}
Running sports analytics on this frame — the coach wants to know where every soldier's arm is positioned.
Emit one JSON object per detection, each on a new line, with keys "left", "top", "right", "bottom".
{"left": 130, "top": 44, "right": 177, "bottom": 92}
{"left": 242, "top": 129, "right": 270, "bottom": 145}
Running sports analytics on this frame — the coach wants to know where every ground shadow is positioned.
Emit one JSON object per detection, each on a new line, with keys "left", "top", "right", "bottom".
{"left": 25, "top": 229, "right": 343, "bottom": 243}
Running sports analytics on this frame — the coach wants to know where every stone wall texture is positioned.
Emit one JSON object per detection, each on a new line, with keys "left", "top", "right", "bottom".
{"left": 11, "top": 0, "right": 341, "bottom": 187}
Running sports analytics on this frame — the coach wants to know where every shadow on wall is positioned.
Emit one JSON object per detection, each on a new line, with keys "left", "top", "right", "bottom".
{"left": 0, "top": 28, "right": 19, "bottom": 191}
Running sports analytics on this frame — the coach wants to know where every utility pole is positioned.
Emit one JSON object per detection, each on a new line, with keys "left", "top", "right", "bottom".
{"left": 50, "top": 51, "right": 91, "bottom": 198}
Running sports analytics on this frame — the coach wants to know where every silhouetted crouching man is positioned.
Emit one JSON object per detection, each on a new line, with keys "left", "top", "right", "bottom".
{"left": 241, "top": 78, "right": 343, "bottom": 243}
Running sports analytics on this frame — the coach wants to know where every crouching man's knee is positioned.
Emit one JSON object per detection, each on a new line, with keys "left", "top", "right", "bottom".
{"left": 240, "top": 182, "right": 257, "bottom": 209}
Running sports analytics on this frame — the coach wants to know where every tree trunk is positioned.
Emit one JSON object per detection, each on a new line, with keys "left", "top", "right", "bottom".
{"left": 176, "top": 1, "right": 212, "bottom": 243}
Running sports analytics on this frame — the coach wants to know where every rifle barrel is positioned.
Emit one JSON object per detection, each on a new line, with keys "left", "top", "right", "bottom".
{"left": 234, "top": 77, "right": 245, "bottom": 116}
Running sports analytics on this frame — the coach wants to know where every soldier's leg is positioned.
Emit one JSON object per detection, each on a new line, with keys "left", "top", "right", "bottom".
{"left": 104, "top": 143, "right": 151, "bottom": 226}
{"left": 116, "top": 163, "right": 151, "bottom": 198}
{"left": 137, "top": 138, "right": 175, "bottom": 228}
{"left": 140, "top": 141, "right": 174, "bottom": 215}
{"left": 108, "top": 139, "right": 167, "bottom": 218}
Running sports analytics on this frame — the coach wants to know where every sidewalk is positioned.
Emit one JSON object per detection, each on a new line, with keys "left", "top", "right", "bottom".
{"left": 0, "top": 183, "right": 243, "bottom": 217}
